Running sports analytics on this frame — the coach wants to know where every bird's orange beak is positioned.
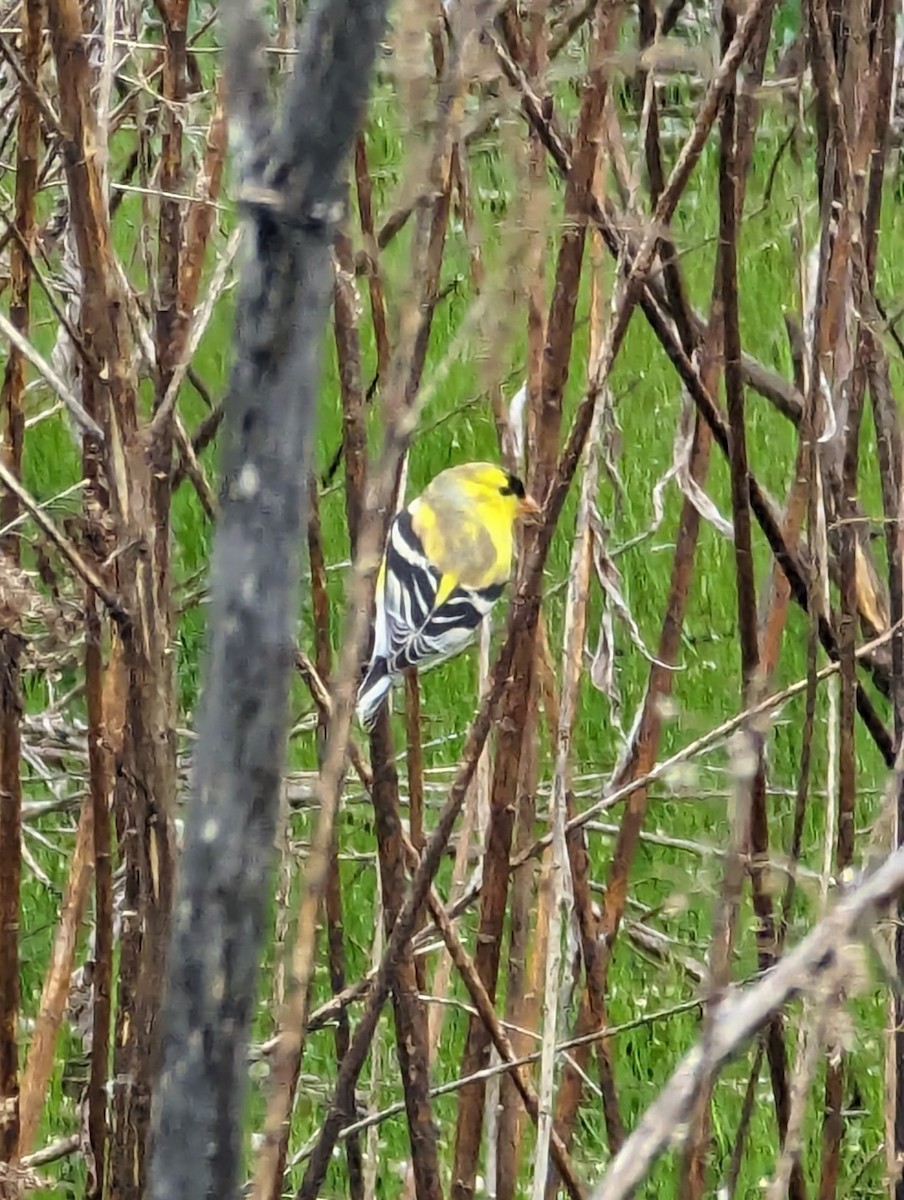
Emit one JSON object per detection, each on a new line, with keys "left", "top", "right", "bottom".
{"left": 518, "top": 494, "right": 541, "bottom": 522}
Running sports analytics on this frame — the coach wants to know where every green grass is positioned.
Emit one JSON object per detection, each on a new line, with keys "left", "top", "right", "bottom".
{"left": 14, "top": 36, "right": 904, "bottom": 1200}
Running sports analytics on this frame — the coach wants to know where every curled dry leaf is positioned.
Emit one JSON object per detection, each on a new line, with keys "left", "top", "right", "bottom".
{"left": 588, "top": 505, "right": 680, "bottom": 693}
{"left": 589, "top": 597, "right": 622, "bottom": 729}
{"left": 613, "top": 387, "right": 733, "bottom": 557}
{"left": 506, "top": 379, "right": 527, "bottom": 468}
{"left": 672, "top": 390, "right": 734, "bottom": 539}
{"left": 49, "top": 225, "right": 86, "bottom": 450}
{"left": 854, "top": 539, "right": 889, "bottom": 632}
{"left": 803, "top": 241, "right": 853, "bottom": 446}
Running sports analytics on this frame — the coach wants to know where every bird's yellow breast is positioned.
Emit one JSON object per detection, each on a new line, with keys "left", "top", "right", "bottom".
{"left": 410, "top": 491, "right": 515, "bottom": 596}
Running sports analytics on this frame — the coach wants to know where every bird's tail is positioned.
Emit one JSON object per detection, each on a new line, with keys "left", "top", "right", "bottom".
{"left": 356, "top": 657, "right": 393, "bottom": 732}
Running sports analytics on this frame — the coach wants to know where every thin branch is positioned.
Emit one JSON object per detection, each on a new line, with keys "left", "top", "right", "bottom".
{"left": 291, "top": 998, "right": 703, "bottom": 1164}
{"left": 148, "top": 227, "right": 242, "bottom": 444}
{"left": 0, "top": 309, "right": 103, "bottom": 442}
{"left": 517, "top": 619, "right": 904, "bottom": 864}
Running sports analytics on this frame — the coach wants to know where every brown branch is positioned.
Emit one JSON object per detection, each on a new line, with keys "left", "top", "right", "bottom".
{"left": 496, "top": 36, "right": 894, "bottom": 764}
{"left": 149, "top": 229, "right": 242, "bottom": 444}
{"left": 632, "top": 0, "right": 696, "bottom": 349}
{"left": 516, "top": 620, "right": 904, "bottom": 867}
{"left": 159, "top": 77, "right": 229, "bottom": 490}
{"left": 538, "top": 398, "right": 606, "bottom": 1196}
{"left": 354, "top": 133, "right": 391, "bottom": 380}
{"left": 295, "top": 243, "right": 606, "bottom": 1198}
{"left": 268, "top": 117, "right": 459, "bottom": 1200}
{"left": 449, "top": 464, "right": 537, "bottom": 1200}
{"left": 550, "top": 0, "right": 786, "bottom": 1163}
{"left": 178, "top": 74, "right": 228, "bottom": 319}
{"left": 334, "top": 228, "right": 368, "bottom": 551}
{"left": 264, "top": 21, "right": 477, "bottom": 1190}
{"left": 85, "top": 596, "right": 112, "bottom": 1199}
{"left": 420, "top": 864, "right": 585, "bottom": 1200}
{"left": 0, "top": 0, "right": 43, "bottom": 1163}
{"left": 547, "top": 148, "right": 635, "bottom": 1173}
{"left": 537, "top": 0, "right": 774, "bottom": 394}
{"left": 292, "top": 997, "right": 704, "bottom": 1167}
{"left": 145, "top": 38, "right": 189, "bottom": 1156}
{"left": 304, "top": 488, "right": 359, "bottom": 1200}
{"left": 370, "top": 709, "right": 443, "bottom": 1200}
{"left": 460, "top": 12, "right": 618, "bottom": 1193}
{"left": 552, "top": 411, "right": 713, "bottom": 1170}
{"left": 683, "top": 4, "right": 772, "bottom": 1188}
{"left": 404, "top": 669, "right": 428, "bottom": 1003}
{"left": 0, "top": 629, "right": 22, "bottom": 1164}
{"left": 324, "top": 808, "right": 363, "bottom": 1199}
{"left": 17, "top": 799, "right": 93, "bottom": 1154}
{"left": 537, "top": 0, "right": 617, "bottom": 496}
{"left": 752, "top": 359, "right": 811, "bottom": 1200}
{"left": 48, "top": 0, "right": 182, "bottom": 1184}
{"left": 405, "top": 670, "right": 426, "bottom": 861}
{"left": 631, "top": 286, "right": 895, "bottom": 765}
{"left": 497, "top": 689, "right": 542, "bottom": 1196}
{"left": 252, "top": 483, "right": 361, "bottom": 1200}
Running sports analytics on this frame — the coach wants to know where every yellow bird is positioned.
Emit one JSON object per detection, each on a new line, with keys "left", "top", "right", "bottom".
{"left": 356, "top": 462, "right": 540, "bottom": 731}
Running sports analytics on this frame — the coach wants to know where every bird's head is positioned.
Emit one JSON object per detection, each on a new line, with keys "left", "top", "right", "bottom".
{"left": 447, "top": 462, "right": 540, "bottom": 524}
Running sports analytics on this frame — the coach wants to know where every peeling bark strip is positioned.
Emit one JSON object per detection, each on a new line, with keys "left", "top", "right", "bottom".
{"left": 17, "top": 796, "right": 93, "bottom": 1157}
{"left": 148, "top": 0, "right": 389, "bottom": 1196}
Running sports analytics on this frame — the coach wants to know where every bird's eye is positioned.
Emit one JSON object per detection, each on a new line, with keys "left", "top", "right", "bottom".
{"left": 500, "top": 473, "right": 526, "bottom": 498}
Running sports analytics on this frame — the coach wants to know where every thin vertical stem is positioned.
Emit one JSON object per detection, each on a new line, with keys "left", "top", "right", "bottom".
{"left": 0, "top": 629, "right": 22, "bottom": 1164}
{"left": 0, "top": 0, "right": 42, "bottom": 1158}
{"left": 683, "top": 3, "right": 766, "bottom": 1189}
{"left": 86, "top": 596, "right": 112, "bottom": 1199}
{"left": 370, "top": 709, "right": 443, "bottom": 1200}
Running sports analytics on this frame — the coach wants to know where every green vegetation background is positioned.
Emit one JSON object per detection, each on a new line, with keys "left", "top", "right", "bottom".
{"left": 15, "top": 14, "right": 904, "bottom": 1196}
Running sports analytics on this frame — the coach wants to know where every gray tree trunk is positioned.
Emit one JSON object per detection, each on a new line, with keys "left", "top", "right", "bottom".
{"left": 148, "top": 2, "right": 388, "bottom": 1196}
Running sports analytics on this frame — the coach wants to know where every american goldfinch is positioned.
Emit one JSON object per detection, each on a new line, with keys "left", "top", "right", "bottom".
{"left": 356, "top": 461, "right": 539, "bottom": 731}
